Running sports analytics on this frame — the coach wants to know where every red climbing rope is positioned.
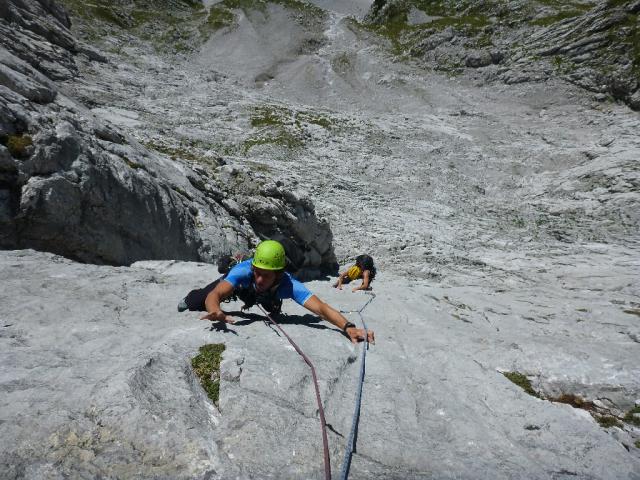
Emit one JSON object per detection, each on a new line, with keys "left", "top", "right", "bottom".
{"left": 258, "top": 306, "right": 332, "bottom": 480}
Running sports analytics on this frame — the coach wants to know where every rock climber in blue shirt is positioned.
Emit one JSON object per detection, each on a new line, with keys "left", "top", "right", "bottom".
{"left": 180, "top": 240, "right": 374, "bottom": 344}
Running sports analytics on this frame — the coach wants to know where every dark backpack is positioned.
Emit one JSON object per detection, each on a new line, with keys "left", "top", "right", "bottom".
{"left": 217, "top": 253, "right": 250, "bottom": 275}
{"left": 217, "top": 255, "right": 235, "bottom": 274}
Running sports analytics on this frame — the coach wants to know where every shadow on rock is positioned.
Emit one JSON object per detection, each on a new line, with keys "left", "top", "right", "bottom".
{"left": 209, "top": 310, "right": 332, "bottom": 332}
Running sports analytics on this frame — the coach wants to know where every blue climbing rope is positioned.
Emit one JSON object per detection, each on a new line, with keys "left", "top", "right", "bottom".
{"left": 339, "top": 292, "right": 375, "bottom": 480}
{"left": 258, "top": 292, "right": 376, "bottom": 480}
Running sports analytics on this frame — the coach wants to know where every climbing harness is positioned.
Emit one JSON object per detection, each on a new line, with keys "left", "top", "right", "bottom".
{"left": 338, "top": 292, "right": 375, "bottom": 480}
{"left": 257, "top": 292, "right": 376, "bottom": 480}
{"left": 258, "top": 305, "right": 332, "bottom": 480}
{"left": 237, "top": 274, "right": 283, "bottom": 315}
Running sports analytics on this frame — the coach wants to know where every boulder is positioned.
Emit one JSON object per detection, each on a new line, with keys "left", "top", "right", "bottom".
{"left": 0, "top": 65, "right": 57, "bottom": 104}
{"left": 466, "top": 50, "right": 493, "bottom": 68}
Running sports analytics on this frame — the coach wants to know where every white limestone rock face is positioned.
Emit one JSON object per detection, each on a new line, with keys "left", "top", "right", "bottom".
{"left": 1, "top": 250, "right": 639, "bottom": 479}
{"left": 2, "top": 0, "right": 640, "bottom": 478}
{"left": 0, "top": 251, "right": 224, "bottom": 480}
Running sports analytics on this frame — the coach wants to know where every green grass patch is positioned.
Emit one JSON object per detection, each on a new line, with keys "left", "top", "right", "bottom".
{"left": 605, "top": 0, "right": 630, "bottom": 7}
{"left": 247, "top": 105, "right": 302, "bottom": 150}
{"left": 60, "top": 0, "right": 209, "bottom": 53}
{"left": 243, "top": 131, "right": 304, "bottom": 152}
{"left": 297, "top": 111, "right": 336, "bottom": 129}
{"left": 144, "top": 141, "right": 203, "bottom": 162}
{"left": 123, "top": 156, "right": 147, "bottom": 170}
{"left": 306, "top": 115, "right": 332, "bottom": 129}
{"left": 409, "top": 0, "right": 515, "bottom": 18}
{"left": 357, "top": 2, "right": 491, "bottom": 56}
{"left": 537, "top": 0, "right": 592, "bottom": 6}
{"left": 61, "top": 0, "right": 203, "bottom": 28}
{"left": 513, "top": 216, "right": 526, "bottom": 228}
{"left": 204, "top": 5, "right": 236, "bottom": 31}
{"left": 246, "top": 160, "right": 271, "bottom": 173}
{"left": 143, "top": 138, "right": 235, "bottom": 170}
{"left": 60, "top": 0, "right": 131, "bottom": 27}
{"left": 63, "top": 0, "right": 324, "bottom": 53}
{"left": 428, "top": 14, "right": 489, "bottom": 32}
{"left": 212, "top": 0, "right": 324, "bottom": 22}
{"left": 191, "top": 343, "right": 226, "bottom": 405}
{"left": 636, "top": 440, "right": 640, "bottom": 449}
{"left": 551, "top": 55, "right": 577, "bottom": 74}
{"left": 411, "top": 0, "right": 458, "bottom": 17}
{"left": 623, "top": 405, "right": 640, "bottom": 427}
{"left": 245, "top": 104, "right": 339, "bottom": 152}
{"left": 250, "top": 106, "right": 288, "bottom": 128}
{"left": 596, "top": 415, "right": 622, "bottom": 428}
{"left": 251, "top": 105, "right": 336, "bottom": 130}
{"left": 219, "top": 0, "right": 267, "bottom": 11}
{"left": 503, "top": 371, "right": 539, "bottom": 398}
{"left": 171, "top": 185, "right": 193, "bottom": 200}
{"left": 530, "top": 8, "right": 591, "bottom": 27}
{"left": 4, "top": 134, "right": 33, "bottom": 159}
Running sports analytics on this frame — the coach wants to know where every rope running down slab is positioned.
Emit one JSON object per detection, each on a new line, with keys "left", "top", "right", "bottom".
{"left": 338, "top": 292, "right": 375, "bottom": 480}
{"left": 258, "top": 305, "right": 332, "bottom": 480}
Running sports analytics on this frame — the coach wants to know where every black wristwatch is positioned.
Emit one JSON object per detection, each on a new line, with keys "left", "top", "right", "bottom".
{"left": 342, "top": 321, "right": 356, "bottom": 333}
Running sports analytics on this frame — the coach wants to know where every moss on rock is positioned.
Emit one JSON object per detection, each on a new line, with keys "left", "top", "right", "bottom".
{"left": 4, "top": 134, "right": 33, "bottom": 159}
{"left": 596, "top": 415, "right": 623, "bottom": 428}
{"left": 503, "top": 371, "right": 540, "bottom": 398}
{"left": 191, "top": 343, "right": 226, "bottom": 405}
{"left": 623, "top": 405, "right": 640, "bottom": 427}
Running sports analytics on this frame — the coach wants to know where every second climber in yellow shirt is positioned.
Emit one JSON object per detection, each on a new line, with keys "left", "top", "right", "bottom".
{"left": 333, "top": 255, "right": 376, "bottom": 292}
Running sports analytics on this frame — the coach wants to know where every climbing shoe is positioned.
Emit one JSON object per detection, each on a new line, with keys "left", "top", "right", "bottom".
{"left": 177, "top": 297, "right": 188, "bottom": 312}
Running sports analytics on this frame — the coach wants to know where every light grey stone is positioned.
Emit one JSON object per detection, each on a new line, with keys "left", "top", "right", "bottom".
{"left": 2, "top": 0, "right": 640, "bottom": 478}
{"left": 2, "top": 251, "right": 640, "bottom": 479}
{"left": 466, "top": 50, "right": 493, "bottom": 68}
{"left": 0, "top": 62, "right": 56, "bottom": 103}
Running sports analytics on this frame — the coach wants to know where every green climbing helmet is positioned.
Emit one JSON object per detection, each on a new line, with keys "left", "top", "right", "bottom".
{"left": 252, "top": 240, "right": 286, "bottom": 271}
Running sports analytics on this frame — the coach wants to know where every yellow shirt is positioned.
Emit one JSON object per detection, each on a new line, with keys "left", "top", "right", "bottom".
{"left": 346, "top": 265, "right": 362, "bottom": 281}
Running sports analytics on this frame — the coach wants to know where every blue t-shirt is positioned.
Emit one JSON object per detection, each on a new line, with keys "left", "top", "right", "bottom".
{"left": 223, "top": 259, "right": 313, "bottom": 306}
